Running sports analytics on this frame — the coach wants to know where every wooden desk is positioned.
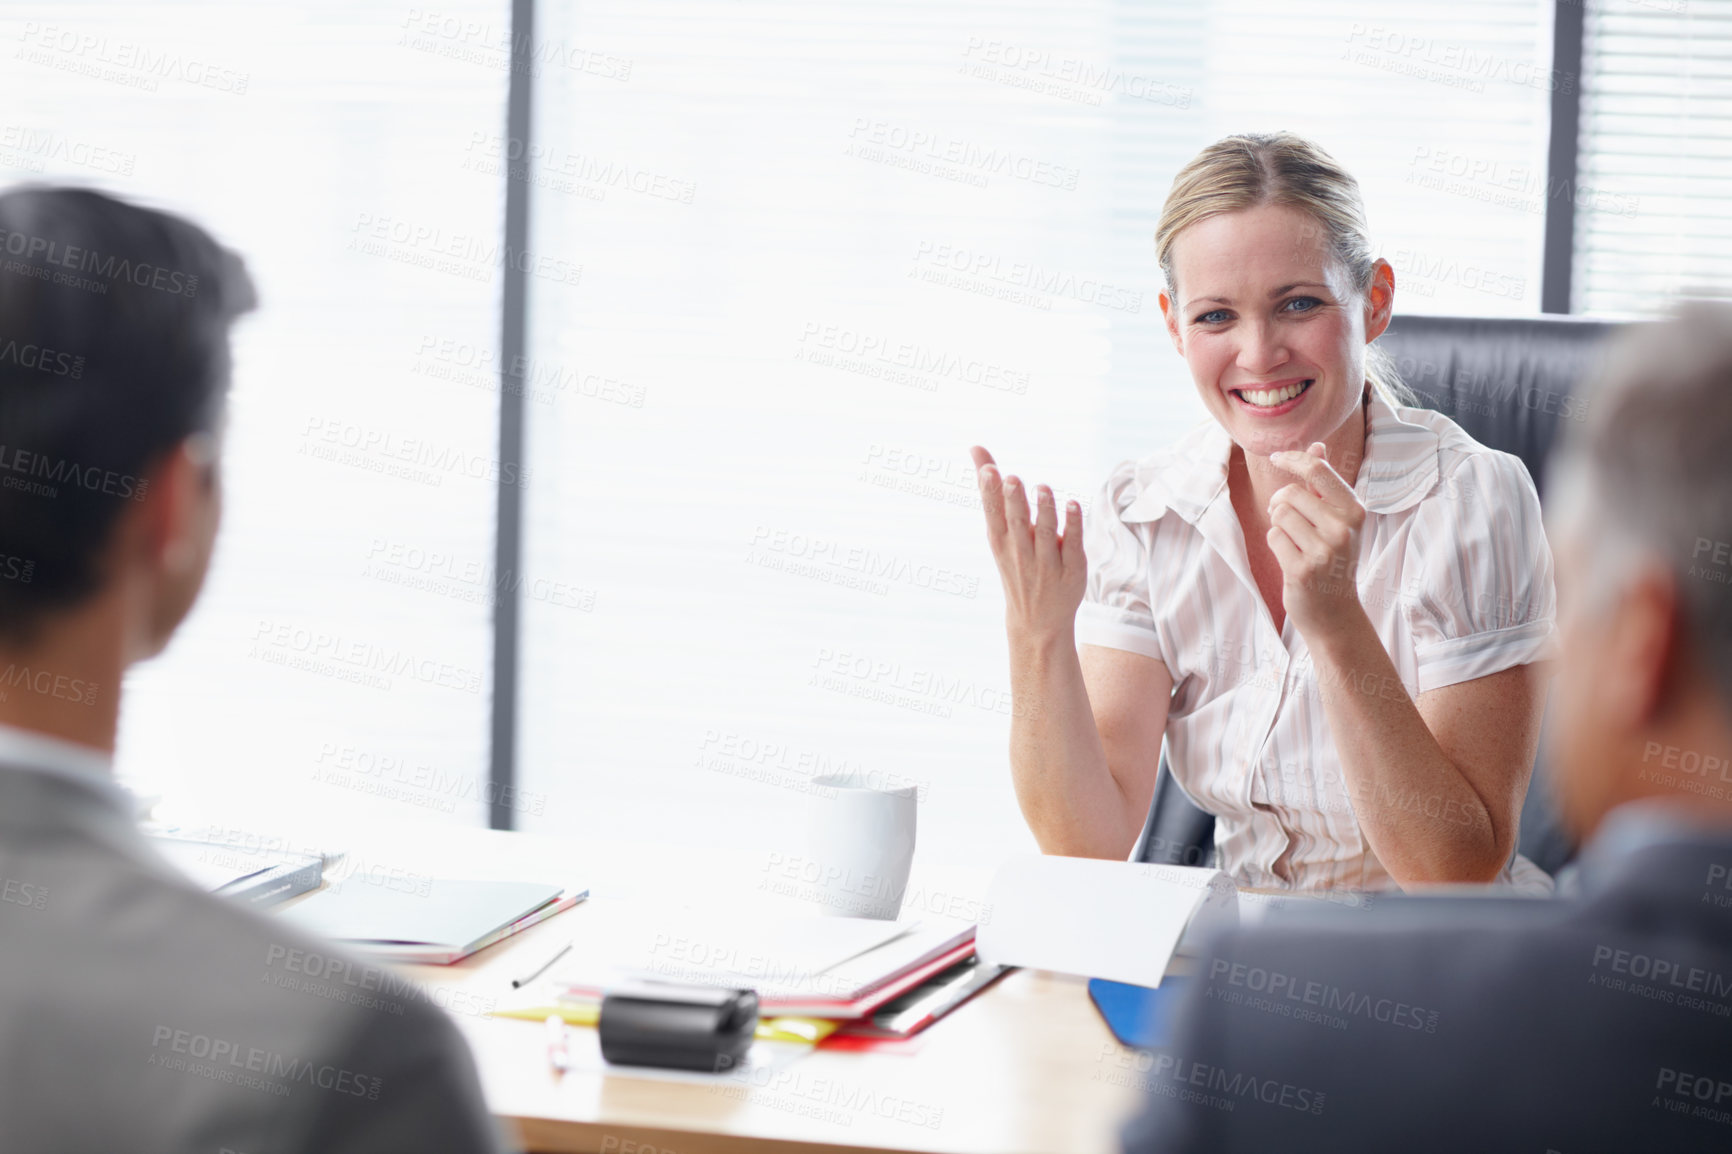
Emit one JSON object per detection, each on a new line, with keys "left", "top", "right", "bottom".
{"left": 409, "top": 910, "right": 1140, "bottom": 1154}
{"left": 314, "top": 823, "right": 1148, "bottom": 1154}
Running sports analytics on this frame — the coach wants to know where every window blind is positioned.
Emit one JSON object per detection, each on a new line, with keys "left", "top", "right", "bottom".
{"left": 1576, "top": 0, "right": 1732, "bottom": 316}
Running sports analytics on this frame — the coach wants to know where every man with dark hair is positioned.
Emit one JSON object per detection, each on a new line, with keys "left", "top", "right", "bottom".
{"left": 1123, "top": 303, "right": 1732, "bottom": 1152}
{"left": 0, "top": 186, "right": 509, "bottom": 1153}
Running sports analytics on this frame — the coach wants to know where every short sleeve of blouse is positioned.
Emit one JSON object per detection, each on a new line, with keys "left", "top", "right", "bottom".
{"left": 1074, "top": 460, "right": 1167, "bottom": 664}
{"left": 1401, "top": 449, "right": 1557, "bottom": 695}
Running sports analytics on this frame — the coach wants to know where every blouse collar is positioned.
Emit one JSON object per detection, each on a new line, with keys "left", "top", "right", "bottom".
{"left": 1119, "top": 393, "right": 1443, "bottom": 525}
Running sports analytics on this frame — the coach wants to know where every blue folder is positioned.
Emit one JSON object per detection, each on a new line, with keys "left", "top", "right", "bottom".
{"left": 1087, "top": 976, "right": 1189, "bottom": 1050}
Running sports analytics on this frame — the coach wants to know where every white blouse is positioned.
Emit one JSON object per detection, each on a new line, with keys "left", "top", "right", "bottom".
{"left": 1075, "top": 397, "right": 1556, "bottom": 893}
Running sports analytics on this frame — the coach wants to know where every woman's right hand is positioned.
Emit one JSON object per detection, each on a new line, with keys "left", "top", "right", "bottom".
{"left": 969, "top": 445, "right": 1088, "bottom": 644}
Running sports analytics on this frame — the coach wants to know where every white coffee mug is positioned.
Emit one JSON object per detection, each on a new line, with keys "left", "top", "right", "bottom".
{"left": 805, "top": 773, "right": 917, "bottom": 920}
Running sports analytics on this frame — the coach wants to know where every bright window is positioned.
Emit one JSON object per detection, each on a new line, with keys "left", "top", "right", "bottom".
{"left": 513, "top": 0, "right": 1555, "bottom": 874}
{"left": 0, "top": 2, "right": 509, "bottom": 829}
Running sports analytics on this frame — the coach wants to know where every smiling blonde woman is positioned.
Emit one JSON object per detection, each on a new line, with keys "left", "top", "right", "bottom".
{"left": 970, "top": 131, "right": 1554, "bottom": 893}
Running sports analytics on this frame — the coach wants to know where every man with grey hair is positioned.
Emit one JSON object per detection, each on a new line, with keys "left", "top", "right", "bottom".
{"left": 1122, "top": 303, "right": 1732, "bottom": 1152}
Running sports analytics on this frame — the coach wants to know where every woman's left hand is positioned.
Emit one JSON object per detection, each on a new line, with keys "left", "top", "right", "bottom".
{"left": 1266, "top": 442, "right": 1368, "bottom": 640}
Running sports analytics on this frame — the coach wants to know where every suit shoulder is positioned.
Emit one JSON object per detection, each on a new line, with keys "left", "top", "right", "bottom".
{"left": 1203, "top": 898, "right": 1580, "bottom": 985}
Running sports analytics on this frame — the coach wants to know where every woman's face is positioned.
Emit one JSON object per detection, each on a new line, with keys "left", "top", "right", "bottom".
{"left": 1159, "top": 202, "right": 1392, "bottom": 461}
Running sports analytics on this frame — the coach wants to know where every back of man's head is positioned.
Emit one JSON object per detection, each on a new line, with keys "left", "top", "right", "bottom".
{"left": 1547, "top": 302, "right": 1732, "bottom": 836}
{"left": 0, "top": 186, "right": 255, "bottom": 647}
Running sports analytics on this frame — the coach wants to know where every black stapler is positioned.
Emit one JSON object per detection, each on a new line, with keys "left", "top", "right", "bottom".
{"left": 597, "top": 983, "right": 759, "bottom": 1072}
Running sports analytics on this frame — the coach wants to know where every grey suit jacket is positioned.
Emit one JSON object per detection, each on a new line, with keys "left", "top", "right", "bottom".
{"left": 1122, "top": 805, "right": 1732, "bottom": 1153}
{"left": 0, "top": 761, "right": 511, "bottom": 1154}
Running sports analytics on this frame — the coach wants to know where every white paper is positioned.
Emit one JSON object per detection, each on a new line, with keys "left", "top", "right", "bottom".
{"left": 616, "top": 913, "right": 912, "bottom": 992}
{"left": 975, "top": 855, "right": 1238, "bottom": 987}
{"left": 548, "top": 904, "right": 915, "bottom": 998}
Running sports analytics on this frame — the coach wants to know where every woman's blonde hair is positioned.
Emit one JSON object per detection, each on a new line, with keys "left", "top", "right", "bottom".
{"left": 1154, "top": 131, "right": 1411, "bottom": 407}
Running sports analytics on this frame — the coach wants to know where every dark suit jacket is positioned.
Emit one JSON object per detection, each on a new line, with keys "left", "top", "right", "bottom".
{"left": 1122, "top": 804, "right": 1732, "bottom": 1153}
{"left": 0, "top": 759, "right": 512, "bottom": 1154}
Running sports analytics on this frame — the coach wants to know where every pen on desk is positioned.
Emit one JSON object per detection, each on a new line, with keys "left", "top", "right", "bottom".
{"left": 511, "top": 941, "right": 572, "bottom": 989}
{"left": 544, "top": 1014, "right": 571, "bottom": 1074}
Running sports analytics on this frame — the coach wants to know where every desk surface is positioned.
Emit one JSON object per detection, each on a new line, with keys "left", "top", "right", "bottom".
{"left": 281, "top": 819, "right": 1147, "bottom": 1154}
{"left": 414, "top": 912, "right": 1140, "bottom": 1154}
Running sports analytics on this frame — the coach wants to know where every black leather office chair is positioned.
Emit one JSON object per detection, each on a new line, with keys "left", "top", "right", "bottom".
{"left": 1130, "top": 314, "right": 1624, "bottom": 878}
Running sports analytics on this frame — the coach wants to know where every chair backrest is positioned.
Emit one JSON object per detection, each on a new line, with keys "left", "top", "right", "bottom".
{"left": 1130, "top": 748, "right": 1215, "bottom": 867}
{"left": 1131, "top": 314, "right": 1626, "bottom": 877}
{"left": 1378, "top": 313, "right": 1620, "bottom": 499}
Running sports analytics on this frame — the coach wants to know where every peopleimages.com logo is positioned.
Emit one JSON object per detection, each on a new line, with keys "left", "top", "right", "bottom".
{"left": 0, "top": 226, "right": 199, "bottom": 295}
{"left": 149, "top": 1026, "right": 381, "bottom": 1100}
{"left": 0, "top": 442, "right": 148, "bottom": 502}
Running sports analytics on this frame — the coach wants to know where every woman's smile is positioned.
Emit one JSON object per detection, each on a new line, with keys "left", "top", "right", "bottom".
{"left": 1229, "top": 375, "right": 1314, "bottom": 415}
